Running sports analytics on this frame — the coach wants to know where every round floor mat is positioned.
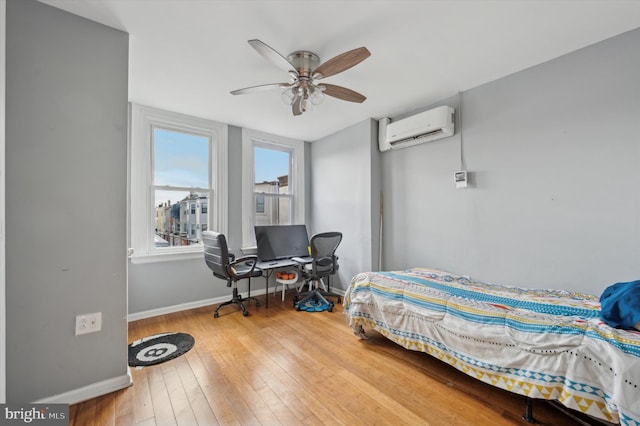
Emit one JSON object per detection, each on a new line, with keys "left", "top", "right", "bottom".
{"left": 128, "top": 332, "right": 195, "bottom": 367}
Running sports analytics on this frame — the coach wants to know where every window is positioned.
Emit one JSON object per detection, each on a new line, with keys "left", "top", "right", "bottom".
{"left": 255, "top": 194, "right": 265, "bottom": 214}
{"left": 242, "top": 129, "right": 305, "bottom": 248}
{"left": 130, "top": 104, "right": 228, "bottom": 263}
{"left": 254, "top": 147, "right": 291, "bottom": 226}
{"left": 153, "top": 129, "right": 209, "bottom": 247}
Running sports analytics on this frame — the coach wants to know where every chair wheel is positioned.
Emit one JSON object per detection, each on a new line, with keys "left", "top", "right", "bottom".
{"left": 214, "top": 312, "right": 219, "bottom": 318}
{"left": 328, "top": 306, "right": 333, "bottom": 312}
{"left": 337, "top": 296, "right": 342, "bottom": 303}
{"left": 242, "top": 310, "right": 249, "bottom": 317}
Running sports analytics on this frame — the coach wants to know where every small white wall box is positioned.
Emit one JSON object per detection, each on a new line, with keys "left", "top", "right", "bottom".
{"left": 455, "top": 171, "right": 468, "bottom": 188}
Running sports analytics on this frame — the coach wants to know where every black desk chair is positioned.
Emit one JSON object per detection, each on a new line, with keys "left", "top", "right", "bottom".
{"left": 294, "top": 232, "right": 342, "bottom": 312}
{"left": 203, "top": 231, "right": 261, "bottom": 317}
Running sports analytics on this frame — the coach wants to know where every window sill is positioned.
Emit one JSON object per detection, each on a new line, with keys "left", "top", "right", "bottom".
{"left": 129, "top": 249, "right": 204, "bottom": 264}
{"left": 241, "top": 246, "right": 258, "bottom": 255}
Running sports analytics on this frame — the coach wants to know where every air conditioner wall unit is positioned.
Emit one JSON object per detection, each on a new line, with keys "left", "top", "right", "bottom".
{"left": 378, "top": 105, "right": 455, "bottom": 152}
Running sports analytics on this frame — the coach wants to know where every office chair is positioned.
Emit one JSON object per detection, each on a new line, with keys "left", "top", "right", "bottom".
{"left": 203, "top": 231, "right": 262, "bottom": 317}
{"left": 294, "top": 232, "right": 342, "bottom": 312}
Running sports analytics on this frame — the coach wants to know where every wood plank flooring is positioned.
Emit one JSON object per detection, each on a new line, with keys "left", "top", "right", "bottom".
{"left": 70, "top": 290, "right": 598, "bottom": 425}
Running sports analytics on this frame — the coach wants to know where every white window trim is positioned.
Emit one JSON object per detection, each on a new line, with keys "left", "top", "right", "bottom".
{"left": 129, "top": 103, "right": 228, "bottom": 264}
{"left": 241, "top": 129, "right": 305, "bottom": 249}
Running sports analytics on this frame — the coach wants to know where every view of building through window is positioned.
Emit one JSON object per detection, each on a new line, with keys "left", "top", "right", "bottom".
{"left": 153, "top": 128, "right": 211, "bottom": 247}
{"left": 155, "top": 191, "right": 209, "bottom": 247}
{"left": 254, "top": 146, "right": 291, "bottom": 226}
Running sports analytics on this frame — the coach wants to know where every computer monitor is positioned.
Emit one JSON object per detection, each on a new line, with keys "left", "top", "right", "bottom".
{"left": 255, "top": 225, "right": 309, "bottom": 261}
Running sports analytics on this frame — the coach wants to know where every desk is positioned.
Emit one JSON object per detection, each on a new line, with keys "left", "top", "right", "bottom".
{"left": 257, "top": 257, "right": 311, "bottom": 308}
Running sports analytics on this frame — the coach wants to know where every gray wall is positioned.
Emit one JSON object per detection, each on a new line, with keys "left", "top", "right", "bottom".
{"left": 382, "top": 27, "right": 640, "bottom": 295}
{"left": 6, "top": 0, "right": 129, "bottom": 402}
{"left": 310, "top": 119, "right": 381, "bottom": 290}
{"left": 127, "top": 127, "right": 244, "bottom": 314}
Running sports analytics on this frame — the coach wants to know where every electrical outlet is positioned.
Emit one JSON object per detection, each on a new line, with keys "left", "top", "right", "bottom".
{"left": 75, "top": 312, "right": 102, "bottom": 336}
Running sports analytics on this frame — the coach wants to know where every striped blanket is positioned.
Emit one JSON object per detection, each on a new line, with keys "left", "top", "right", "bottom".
{"left": 344, "top": 268, "right": 640, "bottom": 425}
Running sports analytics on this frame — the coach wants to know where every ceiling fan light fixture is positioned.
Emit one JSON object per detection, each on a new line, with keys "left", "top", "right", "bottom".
{"left": 281, "top": 87, "right": 295, "bottom": 105}
{"left": 310, "top": 85, "right": 325, "bottom": 106}
{"left": 284, "top": 84, "right": 323, "bottom": 111}
{"left": 299, "top": 91, "right": 312, "bottom": 113}
{"left": 311, "top": 92, "right": 324, "bottom": 106}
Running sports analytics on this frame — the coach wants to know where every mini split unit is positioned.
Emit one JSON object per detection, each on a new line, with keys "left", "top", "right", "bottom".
{"left": 378, "top": 105, "right": 455, "bottom": 152}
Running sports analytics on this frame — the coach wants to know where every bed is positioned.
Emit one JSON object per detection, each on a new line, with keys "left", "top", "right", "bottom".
{"left": 344, "top": 268, "right": 640, "bottom": 425}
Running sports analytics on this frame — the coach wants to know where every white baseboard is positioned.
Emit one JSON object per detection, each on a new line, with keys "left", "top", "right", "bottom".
{"left": 127, "top": 288, "right": 268, "bottom": 322}
{"left": 34, "top": 368, "right": 133, "bottom": 405}
{"left": 128, "top": 286, "right": 346, "bottom": 322}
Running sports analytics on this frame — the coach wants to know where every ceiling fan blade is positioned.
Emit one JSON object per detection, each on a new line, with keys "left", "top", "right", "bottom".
{"left": 230, "top": 82, "right": 291, "bottom": 95}
{"left": 313, "top": 47, "right": 370, "bottom": 79}
{"left": 321, "top": 83, "right": 367, "bottom": 103}
{"left": 292, "top": 94, "right": 303, "bottom": 116}
{"left": 248, "top": 39, "right": 297, "bottom": 73}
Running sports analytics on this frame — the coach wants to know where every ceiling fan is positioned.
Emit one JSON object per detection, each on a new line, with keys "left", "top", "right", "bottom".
{"left": 230, "top": 39, "right": 371, "bottom": 116}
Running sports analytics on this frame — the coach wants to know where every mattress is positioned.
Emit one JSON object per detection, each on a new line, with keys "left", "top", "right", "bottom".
{"left": 344, "top": 268, "right": 640, "bottom": 425}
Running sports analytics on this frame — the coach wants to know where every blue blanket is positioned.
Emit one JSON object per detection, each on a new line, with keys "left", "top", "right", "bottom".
{"left": 600, "top": 280, "right": 640, "bottom": 329}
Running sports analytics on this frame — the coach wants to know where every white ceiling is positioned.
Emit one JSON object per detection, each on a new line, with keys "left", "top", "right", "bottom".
{"left": 39, "top": 0, "right": 640, "bottom": 141}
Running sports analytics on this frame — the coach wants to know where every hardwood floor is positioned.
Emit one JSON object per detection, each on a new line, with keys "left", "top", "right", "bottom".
{"left": 70, "top": 291, "right": 593, "bottom": 425}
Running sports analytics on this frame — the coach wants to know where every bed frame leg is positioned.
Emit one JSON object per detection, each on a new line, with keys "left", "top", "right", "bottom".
{"left": 353, "top": 324, "right": 369, "bottom": 340}
{"left": 522, "top": 397, "right": 536, "bottom": 423}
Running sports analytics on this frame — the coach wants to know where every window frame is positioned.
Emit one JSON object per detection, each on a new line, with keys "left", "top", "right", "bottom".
{"left": 241, "top": 129, "right": 305, "bottom": 249}
{"left": 129, "top": 103, "right": 228, "bottom": 263}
